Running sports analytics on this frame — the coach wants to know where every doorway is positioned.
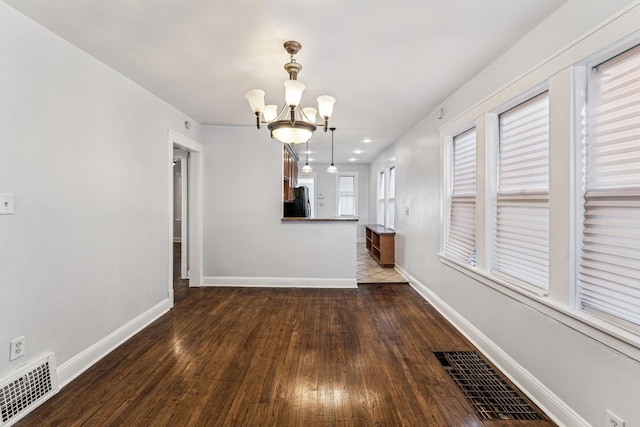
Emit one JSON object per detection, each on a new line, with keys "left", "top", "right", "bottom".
{"left": 168, "top": 129, "right": 203, "bottom": 305}
{"left": 173, "top": 148, "right": 189, "bottom": 279}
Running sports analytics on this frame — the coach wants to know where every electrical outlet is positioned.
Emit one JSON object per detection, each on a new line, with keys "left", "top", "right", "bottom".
{"left": 606, "top": 410, "right": 624, "bottom": 427}
{"left": 0, "top": 193, "right": 15, "bottom": 215}
{"left": 10, "top": 336, "right": 26, "bottom": 361}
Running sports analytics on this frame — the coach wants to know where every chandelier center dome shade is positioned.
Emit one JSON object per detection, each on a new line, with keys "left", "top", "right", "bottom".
{"left": 245, "top": 41, "right": 336, "bottom": 145}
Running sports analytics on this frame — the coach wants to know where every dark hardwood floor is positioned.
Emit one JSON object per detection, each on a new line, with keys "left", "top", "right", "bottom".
{"left": 17, "top": 248, "right": 555, "bottom": 426}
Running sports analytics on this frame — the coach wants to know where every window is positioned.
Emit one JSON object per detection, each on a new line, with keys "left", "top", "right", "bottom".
{"left": 337, "top": 173, "right": 358, "bottom": 216}
{"left": 578, "top": 44, "right": 640, "bottom": 334}
{"left": 445, "top": 128, "right": 476, "bottom": 266}
{"left": 378, "top": 171, "right": 385, "bottom": 225}
{"left": 495, "top": 92, "right": 549, "bottom": 291}
{"left": 387, "top": 166, "right": 396, "bottom": 230}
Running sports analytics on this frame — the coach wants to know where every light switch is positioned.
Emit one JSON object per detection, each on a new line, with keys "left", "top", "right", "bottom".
{"left": 0, "top": 194, "right": 15, "bottom": 215}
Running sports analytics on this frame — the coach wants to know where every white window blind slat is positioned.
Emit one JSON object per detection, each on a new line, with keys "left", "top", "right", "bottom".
{"left": 445, "top": 128, "right": 476, "bottom": 266}
{"left": 338, "top": 175, "right": 356, "bottom": 216}
{"left": 579, "top": 43, "right": 640, "bottom": 335}
{"left": 495, "top": 92, "right": 549, "bottom": 290}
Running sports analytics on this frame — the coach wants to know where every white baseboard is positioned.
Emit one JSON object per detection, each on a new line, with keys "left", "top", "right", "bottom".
{"left": 202, "top": 276, "right": 357, "bottom": 288}
{"left": 395, "top": 264, "right": 589, "bottom": 427}
{"left": 56, "top": 298, "right": 172, "bottom": 387}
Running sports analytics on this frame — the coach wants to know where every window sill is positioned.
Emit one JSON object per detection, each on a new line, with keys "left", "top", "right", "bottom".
{"left": 439, "top": 253, "right": 640, "bottom": 362}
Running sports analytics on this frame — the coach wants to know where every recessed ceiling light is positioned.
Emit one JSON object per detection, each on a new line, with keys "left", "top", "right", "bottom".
{"left": 349, "top": 158, "right": 357, "bottom": 162}
{"left": 353, "top": 149, "right": 363, "bottom": 154}
{"left": 308, "top": 158, "right": 315, "bottom": 162}
{"left": 362, "top": 138, "right": 372, "bottom": 143}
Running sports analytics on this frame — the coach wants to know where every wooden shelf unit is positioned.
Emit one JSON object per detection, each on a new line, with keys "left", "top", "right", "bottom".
{"left": 365, "top": 224, "right": 395, "bottom": 268}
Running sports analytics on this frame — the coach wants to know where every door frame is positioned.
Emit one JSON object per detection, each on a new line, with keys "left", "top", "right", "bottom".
{"left": 168, "top": 129, "right": 203, "bottom": 304}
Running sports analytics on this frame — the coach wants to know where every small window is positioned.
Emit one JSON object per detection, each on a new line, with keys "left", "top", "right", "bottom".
{"left": 337, "top": 173, "right": 358, "bottom": 216}
{"left": 578, "top": 44, "right": 640, "bottom": 335}
{"left": 387, "top": 166, "right": 396, "bottom": 230}
{"left": 445, "top": 128, "right": 477, "bottom": 267}
{"left": 378, "top": 171, "right": 385, "bottom": 225}
{"left": 495, "top": 92, "right": 549, "bottom": 291}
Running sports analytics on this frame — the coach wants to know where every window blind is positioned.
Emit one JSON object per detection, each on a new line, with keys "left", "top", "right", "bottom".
{"left": 338, "top": 175, "right": 356, "bottom": 216}
{"left": 495, "top": 92, "right": 549, "bottom": 290}
{"left": 445, "top": 128, "right": 476, "bottom": 266}
{"left": 388, "top": 166, "right": 396, "bottom": 230}
{"left": 579, "top": 44, "right": 640, "bottom": 334}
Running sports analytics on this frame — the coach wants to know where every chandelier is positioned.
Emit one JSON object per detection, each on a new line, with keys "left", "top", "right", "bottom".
{"left": 244, "top": 41, "right": 336, "bottom": 145}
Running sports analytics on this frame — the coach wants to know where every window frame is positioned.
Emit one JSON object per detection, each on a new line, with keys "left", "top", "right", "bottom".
{"left": 574, "top": 42, "right": 640, "bottom": 337}
{"left": 493, "top": 91, "right": 550, "bottom": 294}
{"left": 444, "top": 127, "right": 477, "bottom": 267}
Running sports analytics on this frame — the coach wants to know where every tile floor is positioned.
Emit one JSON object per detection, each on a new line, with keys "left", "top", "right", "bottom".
{"left": 357, "top": 242, "right": 409, "bottom": 284}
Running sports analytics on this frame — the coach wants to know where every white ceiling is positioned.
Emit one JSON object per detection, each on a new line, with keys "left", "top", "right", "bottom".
{"left": 3, "top": 0, "right": 568, "bottom": 164}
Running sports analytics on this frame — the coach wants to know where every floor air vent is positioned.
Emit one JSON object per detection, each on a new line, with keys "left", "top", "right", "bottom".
{"left": 0, "top": 353, "right": 58, "bottom": 426}
{"left": 434, "top": 351, "right": 544, "bottom": 421}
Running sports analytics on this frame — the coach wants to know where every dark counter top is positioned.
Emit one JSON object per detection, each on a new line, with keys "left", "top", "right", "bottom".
{"left": 281, "top": 217, "right": 359, "bottom": 222}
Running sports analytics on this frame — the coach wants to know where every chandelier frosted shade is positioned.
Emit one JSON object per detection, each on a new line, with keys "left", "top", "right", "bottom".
{"left": 245, "top": 89, "right": 265, "bottom": 113}
{"left": 317, "top": 95, "right": 336, "bottom": 119}
{"left": 284, "top": 80, "right": 305, "bottom": 107}
{"left": 268, "top": 120, "right": 316, "bottom": 145}
{"left": 263, "top": 105, "right": 278, "bottom": 122}
{"left": 303, "top": 107, "right": 317, "bottom": 123}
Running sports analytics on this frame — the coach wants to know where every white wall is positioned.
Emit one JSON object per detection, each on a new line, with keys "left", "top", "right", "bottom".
{"left": 370, "top": 1, "right": 640, "bottom": 426}
{"left": 0, "top": 2, "right": 201, "bottom": 383}
{"left": 201, "top": 126, "right": 356, "bottom": 287}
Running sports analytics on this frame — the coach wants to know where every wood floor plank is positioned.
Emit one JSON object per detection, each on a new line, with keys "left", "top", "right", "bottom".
{"left": 16, "top": 285, "right": 556, "bottom": 427}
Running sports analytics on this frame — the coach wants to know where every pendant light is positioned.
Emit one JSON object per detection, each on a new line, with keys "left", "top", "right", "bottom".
{"left": 327, "top": 127, "right": 338, "bottom": 173}
{"left": 301, "top": 139, "right": 313, "bottom": 173}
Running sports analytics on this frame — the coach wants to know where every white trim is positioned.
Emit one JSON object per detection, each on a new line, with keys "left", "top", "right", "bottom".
{"left": 396, "top": 264, "right": 589, "bottom": 427}
{"left": 56, "top": 298, "right": 171, "bottom": 388}
{"left": 202, "top": 276, "right": 357, "bottom": 288}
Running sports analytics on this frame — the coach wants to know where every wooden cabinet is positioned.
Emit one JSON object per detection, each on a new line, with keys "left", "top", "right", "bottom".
{"left": 365, "top": 225, "right": 395, "bottom": 267}
{"left": 283, "top": 144, "right": 298, "bottom": 201}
